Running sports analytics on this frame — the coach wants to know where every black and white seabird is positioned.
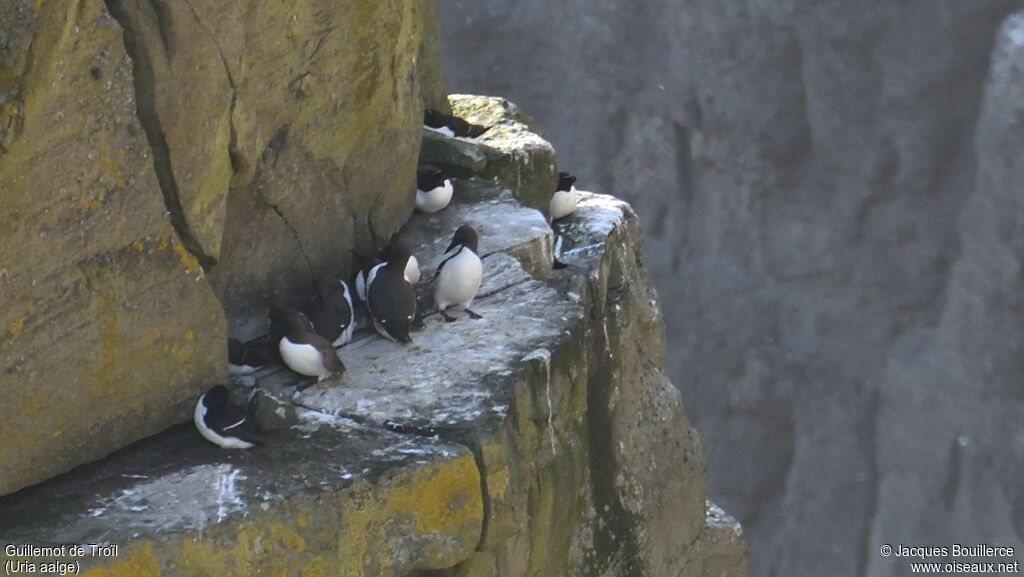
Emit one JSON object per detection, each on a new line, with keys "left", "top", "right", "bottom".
{"left": 355, "top": 246, "right": 420, "bottom": 303}
{"left": 415, "top": 165, "right": 454, "bottom": 214}
{"left": 550, "top": 172, "right": 578, "bottom": 220}
{"left": 308, "top": 276, "right": 355, "bottom": 347}
{"left": 366, "top": 239, "right": 418, "bottom": 343}
{"left": 423, "top": 109, "right": 489, "bottom": 138}
{"left": 271, "top": 307, "right": 346, "bottom": 382}
{"left": 194, "top": 385, "right": 263, "bottom": 449}
{"left": 433, "top": 225, "right": 484, "bottom": 322}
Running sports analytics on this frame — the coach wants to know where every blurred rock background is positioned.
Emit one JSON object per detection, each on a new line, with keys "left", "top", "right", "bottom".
{"left": 438, "top": 2, "right": 1024, "bottom": 576}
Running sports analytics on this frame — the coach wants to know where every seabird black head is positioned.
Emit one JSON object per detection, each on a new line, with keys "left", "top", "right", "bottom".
{"left": 204, "top": 385, "right": 230, "bottom": 408}
{"left": 382, "top": 238, "right": 414, "bottom": 271}
{"left": 417, "top": 164, "right": 447, "bottom": 190}
{"left": 424, "top": 109, "right": 448, "bottom": 129}
{"left": 271, "top": 306, "right": 315, "bottom": 338}
{"left": 447, "top": 224, "right": 479, "bottom": 254}
{"left": 557, "top": 172, "right": 577, "bottom": 192}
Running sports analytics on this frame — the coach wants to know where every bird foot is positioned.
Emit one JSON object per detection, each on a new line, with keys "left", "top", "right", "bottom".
{"left": 466, "top": 309, "right": 483, "bottom": 320}
{"left": 442, "top": 310, "right": 458, "bottom": 323}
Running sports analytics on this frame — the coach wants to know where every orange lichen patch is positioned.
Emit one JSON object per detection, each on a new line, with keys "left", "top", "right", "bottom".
{"left": 9, "top": 318, "right": 25, "bottom": 338}
{"left": 302, "top": 557, "right": 329, "bottom": 577}
{"left": 88, "top": 293, "right": 123, "bottom": 397}
{"left": 390, "top": 458, "right": 482, "bottom": 534}
{"left": 99, "top": 150, "right": 126, "bottom": 188}
{"left": 71, "top": 188, "right": 103, "bottom": 212}
{"left": 80, "top": 542, "right": 161, "bottom": 577}
{"left": 132, "top": 239, "right": 145, "bottom": 252}
{"left": 172, "top": 241, "right": 202, "bottom": 274}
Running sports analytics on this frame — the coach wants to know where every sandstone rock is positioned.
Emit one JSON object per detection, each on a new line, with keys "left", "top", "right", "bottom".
{"left": 0, "top": 147, "right": 744, "bottom": 575}
{"left": 101, "top": 0, "right": 442, "bottom": 339}
{"left": 450, "top": 95, "right": 558, "bottom": 215}
{"left": 295, "top": 190, "right": 724, "bottom": 576}
{"left": 420, "top": 128, "right": 491, "bottom": 178}
{"left": 0, "top": 0, "right": 449, "bottom": 496}
{"left": 0, "top": 0, "right": 226, "bottom": 497}
{"left": 0, "top": 412, "right": 483, "bottom": 576}
{"left": 683, "top": 503, "right": 748, "bottom": 577}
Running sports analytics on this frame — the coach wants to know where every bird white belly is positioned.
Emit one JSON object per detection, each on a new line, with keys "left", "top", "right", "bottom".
{"left": 359, "top": 263, "right": 384, "bottom": 303}
{"left": 333, "top": 284, "right": 356, "bottom": 347}
{"left": 425, "top": 125, "right": 456, "bottom": 137}
{"left": 405, "top": 255, "right": 421, "bottom": 284}
{"left": 415, "top": 181, "right": 454, "bottom": 214}
{"left": 434, "top": 249, "right": 483, "bottom": 310}
{"left": 356, "top": 271, "right": 367, "bottom": 302}
{"left": 549, "top": 186, "right": 578, "bottom": 220}
{"left": 333, "top": 322, "right": 355, "bottom": 347}
{"left": 279, "top": 337, "right": 328, "bottom": 378}
{"left": 194, "top": 401, "right": 254, "bottom": 449}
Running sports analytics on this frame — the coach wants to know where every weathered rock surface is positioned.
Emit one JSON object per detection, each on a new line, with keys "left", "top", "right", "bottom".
{"left": 438, "top": 2, "right": 1024, "bottom": 576}
{"left": 297, "top": 189, "right": 719, "bottom": 577}
{"left": 102, "top": 0, "right": 441, "bottom": 337}
{"left": 0, "top": 414, "right": 483, "bottom": 576}
{"left": 0, "top": 168, "right": 746, "bottom": 575}
{"left": 420, "top": 95, "right": 558, "bottom": 217}
{"left": 0, "top": 0, "right": 444, "bottom": 496}
{"left": 0, "top": 0, "right": 226, "bottom": 498}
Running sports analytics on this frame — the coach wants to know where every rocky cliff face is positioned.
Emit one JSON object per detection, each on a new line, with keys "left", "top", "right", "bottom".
{"left": 0, "top": 98, "right": 746, "bottom": 577}
{"left": 0, "top": 0, "right": 442, "bottom": 496}
{"left": 437, "top": 3, "right": 1024, "bottom": 576}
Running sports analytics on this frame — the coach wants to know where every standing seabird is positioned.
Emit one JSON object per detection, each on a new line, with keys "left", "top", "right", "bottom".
{"left": 354, "top": 247, "right": 419, "bottom": 303}
{"left": 550, "top": 172, "right": 578, "bottom": 220}
{"left": 194, "top": 385, "right": 263, "bottom": 449}
{"left": 415, "top": 165, "right": 454, "bottom": 214}
{"left": 366, "top": 239, "right": 418, "bottom": 343}
{"left": 433, "top": 225, "right": 484, "bottom": 322}
{"left": 272, "top": 306, "right": 345, "bottom": 382}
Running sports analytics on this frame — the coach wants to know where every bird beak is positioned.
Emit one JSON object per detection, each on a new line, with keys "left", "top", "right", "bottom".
{"left": 446, "top": 239, "right": 458, "bottom": 253}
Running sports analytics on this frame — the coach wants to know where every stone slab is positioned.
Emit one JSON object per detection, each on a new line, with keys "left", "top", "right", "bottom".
{"left": 0, "top": 410, "right": 482, "bottom": 577}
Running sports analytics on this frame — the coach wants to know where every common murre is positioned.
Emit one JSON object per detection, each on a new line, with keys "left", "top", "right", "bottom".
{"left": 194, "top": 385, "right": 263, "bottom": 449}
{"left": 423, "top": 109, "right": 489, "bottom": 138}
{"left": 271, "top": 306, "right": 345, "bottom": 383}
{"left": 354, "top": 247, "right": 420, "bottom": 303}
{"left": 433, "top": 225, "right": 484, "bottom": 322}
{"left": 550, "top": 171, "right": 578, "bottom": 220}
{"left": 366, "top": 239, "right": 418, "bottom": 343}
{"left": 415, "top": 165, "right": 454, "bottom": 214}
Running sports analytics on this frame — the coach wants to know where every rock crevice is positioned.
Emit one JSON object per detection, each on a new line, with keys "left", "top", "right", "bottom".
{"left": 104, "top": 0, "right": 217, "bottom": 270}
